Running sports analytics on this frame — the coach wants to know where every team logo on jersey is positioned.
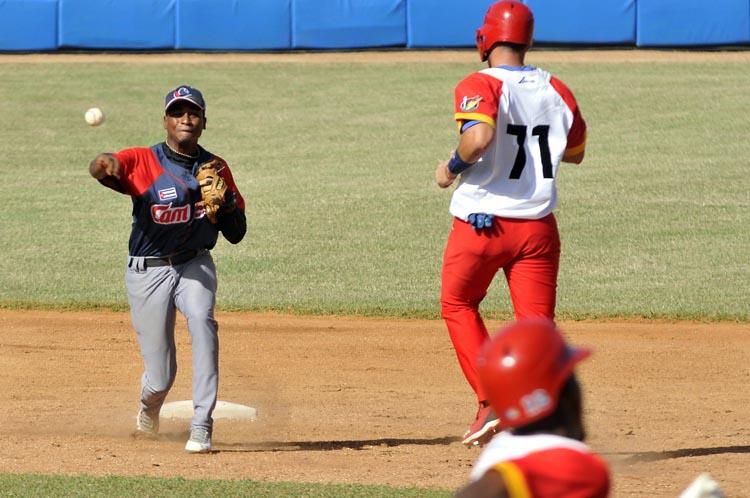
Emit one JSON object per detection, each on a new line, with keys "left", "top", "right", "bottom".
{"left": 158, "top": 187, "right": 178, "bottom": 201}
{"left": 151, "top": 203, "right": 191, "bottom": 224}
{"left": 460, "top": 95, "right": 483, "bottom": 112}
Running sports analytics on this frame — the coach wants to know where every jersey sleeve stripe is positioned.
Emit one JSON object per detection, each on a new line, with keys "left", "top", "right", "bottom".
{"left": 493, "top": 462, "right": 532, "bottom": 498}
{"left": 455, "top": 112, "right": 496, "bottom": 128}
{"left": 217, "top": 161, "right": 246, "bottom": 211}
{"left": 564, "top": 131, "right": 587, "bottom": 157}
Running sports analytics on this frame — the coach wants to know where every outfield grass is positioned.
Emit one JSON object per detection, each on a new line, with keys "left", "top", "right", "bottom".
{"left": 0, "top": 57, "right": 746, "bottom": 320}
{"left": 0, "top": 474, "right": 451, "bottom": 498}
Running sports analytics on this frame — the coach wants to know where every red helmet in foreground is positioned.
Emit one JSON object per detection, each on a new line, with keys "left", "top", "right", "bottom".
{"left": 478, "top": 319, "right": 591, "bottom": 430}
{"left": 476, "top": 0, "right": 534, "bottom": 62}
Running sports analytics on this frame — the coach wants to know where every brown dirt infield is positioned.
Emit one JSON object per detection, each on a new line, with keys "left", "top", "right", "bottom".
{"left": 1, "top": 309, "right": 748, "bottom": 497}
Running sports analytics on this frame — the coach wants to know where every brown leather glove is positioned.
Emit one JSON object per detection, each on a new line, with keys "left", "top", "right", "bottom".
{"left": 195, "top": 159, "right": 229, "bottom": 224}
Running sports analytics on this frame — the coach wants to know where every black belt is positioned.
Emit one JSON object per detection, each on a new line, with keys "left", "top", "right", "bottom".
{"left": 144, "top": 250, "right": 200, "bottom": 268}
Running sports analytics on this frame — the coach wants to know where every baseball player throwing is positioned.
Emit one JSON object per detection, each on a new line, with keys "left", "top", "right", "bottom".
{"left": 435, "top": 0, "right": 587, "bottom": 446}
{"left": 89, "top": 85, "right": 246, "bottom": 453}
{"left": 454, "top": 320, "right": 610, "bottom": 497}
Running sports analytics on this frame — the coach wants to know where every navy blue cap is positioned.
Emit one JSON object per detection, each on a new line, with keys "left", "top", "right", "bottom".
{"left": 165, "top": 85, "right": 205, "bottom": 111}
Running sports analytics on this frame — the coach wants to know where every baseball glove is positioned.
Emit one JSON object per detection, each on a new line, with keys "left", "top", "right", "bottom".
{"left": 195, "top": 159, "right": 229, "bottom": 224}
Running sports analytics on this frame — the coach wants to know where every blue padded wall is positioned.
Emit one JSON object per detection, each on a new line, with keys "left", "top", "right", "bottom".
{"left": 5, "top": 0, "right": 750, "bottom": 51}
{"left": 292, "top": 0, "right": 406, "bottom": 49}
{"left": 58, "top": 0, "right": 176, "bottom": 49}
{"left": 527, "top": 0, "right": 636, "bottom": 45}
{"left": 407, "top": 0, "right": 492, "bottom": 47}
{"left": 637, "top": 0, "right": 750, "bottom": 46}
{"left": 0, "top": 0, "right": 58, "bottom": 51}
{"left": 176, "top": 0, "right": 291, "bottom": 50}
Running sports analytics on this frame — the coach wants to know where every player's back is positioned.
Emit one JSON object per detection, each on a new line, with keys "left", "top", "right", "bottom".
{"left": 485, "top": 66, "right": 563, "bottom": 129}
{"left": 451, "top": 66, "right": 582, "bottom": 220}
{"left": 471, "top": 433, "right": 610, "bottom": 497}
{"left": 474, "top": 67, "right": 574, "bottom": 202}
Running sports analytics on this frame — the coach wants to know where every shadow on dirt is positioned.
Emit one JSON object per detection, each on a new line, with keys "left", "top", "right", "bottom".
{"left": 615, "top": 445, "right": 750, "bottom": 463}
{"left": 214, "top": 436, "right": 461, "bottom": 452}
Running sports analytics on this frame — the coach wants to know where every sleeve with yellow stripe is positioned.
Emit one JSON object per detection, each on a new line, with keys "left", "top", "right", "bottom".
{"left": 492, "top": 461, "right": 532, "bottom": 498}
{"left": 453, "top": 73, "right": 502, "bottom": 133}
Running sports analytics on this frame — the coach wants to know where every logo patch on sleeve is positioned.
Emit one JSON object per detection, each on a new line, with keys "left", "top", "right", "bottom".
{"left": 460, "top": 95, "right": 483, "bottom": 112}
{"left": 158, "top": 187, "right": 178, "bottom": 201}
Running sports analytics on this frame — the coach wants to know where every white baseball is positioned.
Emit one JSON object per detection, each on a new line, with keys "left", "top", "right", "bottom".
{"left": 84, "top": 107, "right": 104, "bottom": 126}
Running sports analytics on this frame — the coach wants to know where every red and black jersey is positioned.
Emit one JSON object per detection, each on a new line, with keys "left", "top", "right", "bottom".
{"left": 100, "top": 143, "right": 245, "bottom": 257}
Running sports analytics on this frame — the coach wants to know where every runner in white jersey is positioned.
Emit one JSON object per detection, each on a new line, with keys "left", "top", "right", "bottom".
{"left": 434, "top": 0, "right": 587, "bottom": 447}
{"left": 449, "top": 64, "right": 578, "bottom": 220}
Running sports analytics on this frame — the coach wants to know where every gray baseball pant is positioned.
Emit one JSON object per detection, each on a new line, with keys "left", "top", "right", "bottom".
{"left": 125, "top": 250, "right": 218, "bottom": 432}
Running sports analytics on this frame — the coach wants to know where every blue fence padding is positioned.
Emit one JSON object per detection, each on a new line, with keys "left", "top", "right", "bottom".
{"left": 58, "top": 0, "right": 176, "bottom": 49}
{"left": 637, "top": 0, "right": 750, "bottom": 46}
{"left": 0, "top": 0, "right": 58, "bottom": 51}
{"left": 176, "top": 0, "right": 291, "bottom": 50}
{"left": 527, "top": 0, "right": 636, "bottom": 44}
{"left": 292, "top": 0, "right": 406, "bottom": 49}
{"left": 406, "top": 0, "right": 492, "bottom": 48}
{"left": 6, "top": 0, "right": 750, "bottom": 51}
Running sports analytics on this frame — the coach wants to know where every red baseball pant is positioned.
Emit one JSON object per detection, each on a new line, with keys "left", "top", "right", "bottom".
{"left": 440, "top": 214, "right": 561, "bottom": 401}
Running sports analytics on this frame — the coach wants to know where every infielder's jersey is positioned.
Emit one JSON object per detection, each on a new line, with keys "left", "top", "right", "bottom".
{"left": 101, "top": 144, "right": 245, "bottom": 257}
{"left": 451, "top": 66, "right": 586, "bottom": 220}
{"left": 470, "top": 433, "right": 610, "bottom": 498}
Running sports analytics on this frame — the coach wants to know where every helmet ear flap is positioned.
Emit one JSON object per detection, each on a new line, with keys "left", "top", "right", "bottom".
{"left": 476, "top": 28, "right": 488, "bottom": 62}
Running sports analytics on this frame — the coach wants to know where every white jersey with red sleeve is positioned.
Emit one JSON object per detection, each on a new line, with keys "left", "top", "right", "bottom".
{"left": 470, "top": 432, "right": 610, "bottom": 498}
{"left": 450, "top": 66, "right": 587, "bottom": 220}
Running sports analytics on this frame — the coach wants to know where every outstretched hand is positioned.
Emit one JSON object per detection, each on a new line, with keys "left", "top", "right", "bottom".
{"left": 89, "top": 154, "right": 121, "bottom": 180}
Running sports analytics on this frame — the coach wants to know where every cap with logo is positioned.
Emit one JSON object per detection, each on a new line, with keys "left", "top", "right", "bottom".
{"left": 165, "top": 85, "right": 206, "bottom": 112}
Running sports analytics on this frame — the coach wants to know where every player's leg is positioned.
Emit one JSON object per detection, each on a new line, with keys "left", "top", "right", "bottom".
{"left": 174, "top": 251, "right": 218, "bottom": 444}
{"left": 125, "top": 262, "right": 178, "bottom": 431}
{"left": 503, "top": 214, "right": 561, "bottom": 320}
{"left": 440, "top": 218, "right": 506, "bottom": 400}
{"left": 441, "top": 218, "right": 510, "bottom": 445}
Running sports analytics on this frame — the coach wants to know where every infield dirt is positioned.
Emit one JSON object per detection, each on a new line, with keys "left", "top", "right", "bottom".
{"left": 1, "top": 310, "right": 748, "bottom": 497}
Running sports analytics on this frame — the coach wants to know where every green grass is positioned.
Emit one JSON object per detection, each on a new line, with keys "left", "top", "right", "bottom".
{"left": 0, "top": 474, "right": 451, "bottom": 498}
{"left": 0, "top": 58, "right": 747, "bottom": 320}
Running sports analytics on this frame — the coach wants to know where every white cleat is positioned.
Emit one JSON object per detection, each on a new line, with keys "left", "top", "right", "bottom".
{"left": 185, "top": 427, "right": 212, "bottom": 453}
{"left": 134, "top": 409, "right": 159, "bottom": 438}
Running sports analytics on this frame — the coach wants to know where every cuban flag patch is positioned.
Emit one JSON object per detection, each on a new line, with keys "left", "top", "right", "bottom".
{"left": 158, "top": 187, "right": 178, "bottom": 201}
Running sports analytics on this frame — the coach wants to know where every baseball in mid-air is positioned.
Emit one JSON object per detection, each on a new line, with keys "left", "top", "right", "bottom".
{"left": 84, "top": 107, "right": 104, "bottom": 126}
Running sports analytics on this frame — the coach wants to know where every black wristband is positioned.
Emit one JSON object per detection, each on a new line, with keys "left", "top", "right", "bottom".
{"left": 447, "top": 151, "right": 476, "bottom": 175}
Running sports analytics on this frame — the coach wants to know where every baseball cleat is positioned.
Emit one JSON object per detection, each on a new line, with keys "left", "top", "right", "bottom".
{"left": 185, "top": 427, "right": 212, "bottom": 453}
{"left": 134, "top": 409, "right": 159, "bottom": 438}
{"left": 462, "top": 403, "right": 500, "bottom": 447}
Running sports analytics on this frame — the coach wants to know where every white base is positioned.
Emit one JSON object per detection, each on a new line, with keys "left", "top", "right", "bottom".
{"left": 160, "top": 400, "right": 258, "bottom": 421}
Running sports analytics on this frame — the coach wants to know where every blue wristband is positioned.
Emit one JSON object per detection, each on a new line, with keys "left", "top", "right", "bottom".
{"left": 447, "top": 152, "right": 476, "bottom": 175}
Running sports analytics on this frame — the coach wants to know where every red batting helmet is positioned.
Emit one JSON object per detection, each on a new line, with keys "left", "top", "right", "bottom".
{"left": 478, "top": 319, "right": 591, "bottom": 430}
{"left": 476, "top": 1, "right": 534, "bottom": 62}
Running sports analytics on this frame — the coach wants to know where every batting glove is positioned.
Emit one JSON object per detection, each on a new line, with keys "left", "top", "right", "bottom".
{"left": 468, "top": 213, "right": 494, "bottom": 231}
